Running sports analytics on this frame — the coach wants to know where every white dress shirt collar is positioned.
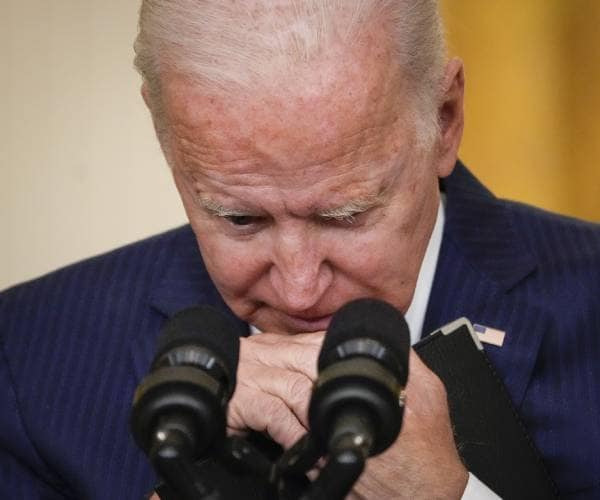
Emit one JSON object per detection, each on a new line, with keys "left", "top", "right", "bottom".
{"left": 404, "top": 195, "right": 446, "bottom": 344}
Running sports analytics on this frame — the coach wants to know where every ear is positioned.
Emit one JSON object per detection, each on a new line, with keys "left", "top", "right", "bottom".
{"left": 435, "top": 58, "right": 465, "bottom": 178}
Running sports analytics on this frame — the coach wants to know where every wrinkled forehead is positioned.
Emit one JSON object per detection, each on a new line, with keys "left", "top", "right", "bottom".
{"left": 159, "top": 37, "right": 414, "bottom": 176}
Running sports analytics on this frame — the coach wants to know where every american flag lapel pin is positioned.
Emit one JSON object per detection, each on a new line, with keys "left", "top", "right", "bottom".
{"left": 473, "top": 324, "right": 506, "bottom": 347}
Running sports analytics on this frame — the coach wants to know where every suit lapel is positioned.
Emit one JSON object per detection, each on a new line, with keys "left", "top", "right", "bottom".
{"left": 423, "top": 162, "right": 543, "bottom": 408}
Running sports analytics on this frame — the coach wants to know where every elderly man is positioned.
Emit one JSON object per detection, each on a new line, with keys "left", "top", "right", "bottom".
{"left": 1, "top": 1, "right": 599, "bottom": 499}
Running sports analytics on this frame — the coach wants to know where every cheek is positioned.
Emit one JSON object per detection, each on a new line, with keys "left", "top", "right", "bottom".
{"left": 325, "top": 229, "right": 420, "bottom": 314}
{"left": 327, "top": 229, "right": 406, "bottom": 282}
{"left": 194, "top": 232, "right": 267, "bottom": 299}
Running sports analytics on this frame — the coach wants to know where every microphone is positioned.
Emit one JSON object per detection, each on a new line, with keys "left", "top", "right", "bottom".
{"left": 303, "top": 298, "right": 410, "bottom": 498}
{"left": 130, "top": 306, "right": 241, "bottom": 499}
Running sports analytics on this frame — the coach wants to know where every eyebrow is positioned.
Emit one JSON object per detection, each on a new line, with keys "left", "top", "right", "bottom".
{"left": 316, "top": 195, "right": 384, "bottom": 219}
{"left": 198, "top": 191, "right": 387, "bottom": 219}
{"left": 198, "top": 197, "right": 251, "bottom": 217}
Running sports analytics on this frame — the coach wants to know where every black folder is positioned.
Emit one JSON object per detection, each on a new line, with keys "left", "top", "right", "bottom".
{"left": 414, "top": 318, "right": 559, "bottom": 499}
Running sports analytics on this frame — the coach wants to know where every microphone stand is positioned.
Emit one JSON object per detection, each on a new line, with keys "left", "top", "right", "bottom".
{"left": 153, "top": 432, "right": 316, "bottom": 500}
{"left": 298, "top": 408, "right": 374, "bottom": 500}
{"left": 150, "top": 420, "right": 220, "bottom": 500}
{"left": 152, "top": 421, "right": 374, "bottom": 500}
{"left": 153, "top": 418, "right": 374, "bottom": 500}
{"left": 225, "top": 427, "right": 369, "bottom": 500}
{"left": 299, "top": 434, "right": 368, "bottom": 500}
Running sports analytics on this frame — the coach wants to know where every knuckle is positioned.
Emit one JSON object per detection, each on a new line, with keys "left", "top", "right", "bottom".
{"left": 229, "top": 388, "right": 293, "bottom": 434}
{"left": 285, "top": 374, "right": 312, "bottom": 422}
{"left": 240, "top": 334, "right": 284, "bottom": 362}
{"left": 227, "top": 388, "right": 254, "bottom": 430}
{"left": 267, "top": 403, "right": 304, "bottom": 447}
{"left": 286, "top": 373, "right": 312, "bottom": 400}
{"left": 293, "top": 345, "right": 319, "bottom": 370}
{"left": 261, "top": 396, "right": 287, "bottom": 429}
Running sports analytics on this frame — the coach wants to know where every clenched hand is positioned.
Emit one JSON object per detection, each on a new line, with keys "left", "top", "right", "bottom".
{"left": 227, "top": 331, "right": 324, "bottom": 449}
{"left": 228, "top": 333, "right": 468, "bottom": 499}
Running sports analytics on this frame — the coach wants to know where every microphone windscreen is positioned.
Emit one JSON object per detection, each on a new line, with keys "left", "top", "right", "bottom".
{"left": 155, "top": 305, "right": 241, "bottom": 381}
{"left": 318, "top": 298, "right": 410, "bottom": 372}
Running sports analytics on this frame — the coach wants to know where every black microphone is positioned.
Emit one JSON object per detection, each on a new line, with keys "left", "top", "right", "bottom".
{"left": 130, "top": 306, "right": 241, "bottom": 499}
{"left": 303, "top": 298, "right": 410, "bottom": 498}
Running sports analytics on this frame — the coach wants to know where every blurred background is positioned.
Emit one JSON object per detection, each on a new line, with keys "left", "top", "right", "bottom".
{"left": 442, "top": 1, "right": 600, "bottom": 223}
{"left": 2, "top": 1, "right": 599, "bottom": 290}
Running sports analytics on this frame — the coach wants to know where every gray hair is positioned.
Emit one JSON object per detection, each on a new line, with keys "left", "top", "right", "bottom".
{"left": 134, "top": 0, "right": 446, "bottom": 147}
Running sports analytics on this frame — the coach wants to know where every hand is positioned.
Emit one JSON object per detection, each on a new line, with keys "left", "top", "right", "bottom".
{"left": 348, "top": 350, "right": 468, "bottom": 500}
{"left": 148, "top": 333, "right": 323, "bottom": 500}
{"left": 153, "top": 338, "right": 466, "bottom": 500}
{"left": 227, "top": 331, "right": 325, "bottom": 448}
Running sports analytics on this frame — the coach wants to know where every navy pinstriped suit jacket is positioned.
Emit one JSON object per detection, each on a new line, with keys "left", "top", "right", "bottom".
{"left": 1, "top": 163, "right": 599, "bottom": 499}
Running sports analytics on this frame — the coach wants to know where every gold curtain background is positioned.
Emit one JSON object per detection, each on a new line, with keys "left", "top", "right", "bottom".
{"left": 441, "top": 1, "right": 599, "bottom": 221}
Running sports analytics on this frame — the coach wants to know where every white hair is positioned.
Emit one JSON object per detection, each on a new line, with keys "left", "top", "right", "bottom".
{"left": 134, "top": 0, "right": 446, "bottom": 147}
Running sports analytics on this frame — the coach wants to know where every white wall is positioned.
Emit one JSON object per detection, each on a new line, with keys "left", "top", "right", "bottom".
{"left": 1, "top": 1, "right": 187, "bottom": 290}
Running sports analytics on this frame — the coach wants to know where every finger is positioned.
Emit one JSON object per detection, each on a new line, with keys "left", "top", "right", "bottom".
{"left": 241, "top": 333, "right": 324, "bottom": 380}
{"left": 250, "top": 330, "right": 325, "bottom": 346}
{"left": 228, "top": 386, "right": 307, "bottom": 449}
{"left": 236, "top": 363, "right": 313, "bottom": 427}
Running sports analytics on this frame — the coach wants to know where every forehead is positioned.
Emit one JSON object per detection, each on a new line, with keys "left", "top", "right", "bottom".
{"left": 160, "top": 37, "right": 416, "bottom": 200}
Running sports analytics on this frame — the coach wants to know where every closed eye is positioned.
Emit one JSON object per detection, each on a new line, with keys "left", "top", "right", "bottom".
{"left": 197, "top": 197, "right": 265, "bottom": 228}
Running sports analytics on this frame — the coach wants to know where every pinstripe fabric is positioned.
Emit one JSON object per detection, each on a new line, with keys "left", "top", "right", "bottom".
{"left": 1, "top": 162, "right": 599, "bottom": 498}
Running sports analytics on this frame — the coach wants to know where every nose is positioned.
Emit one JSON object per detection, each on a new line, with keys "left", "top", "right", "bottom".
{"left": 269, "top": 225, "right": 333, "bottom": 314}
